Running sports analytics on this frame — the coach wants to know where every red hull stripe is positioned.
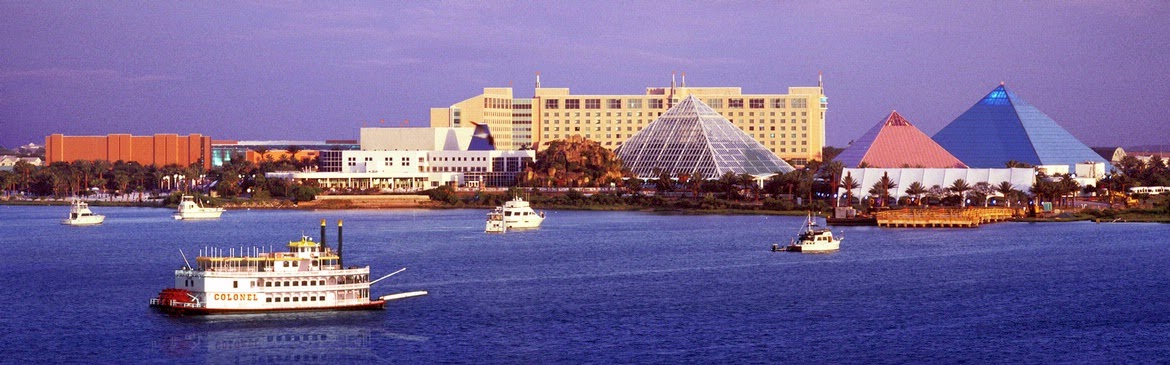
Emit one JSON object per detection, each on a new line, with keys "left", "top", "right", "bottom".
{"left": 150, "top": 300, "right": 386, "bottom": 315}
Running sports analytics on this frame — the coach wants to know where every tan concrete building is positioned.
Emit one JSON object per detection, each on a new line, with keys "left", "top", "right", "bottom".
{"left": 430, "top": 75, "right": 828, "bottom": 166}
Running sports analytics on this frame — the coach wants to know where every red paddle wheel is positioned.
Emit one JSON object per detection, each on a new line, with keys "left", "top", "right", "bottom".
{"left": 152, "top": 288, "right": 198, "bottom": 313}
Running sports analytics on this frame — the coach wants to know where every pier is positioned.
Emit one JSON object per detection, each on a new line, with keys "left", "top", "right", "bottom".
{"left": 875, "top": 207, "right": 1018, "bottom": 228}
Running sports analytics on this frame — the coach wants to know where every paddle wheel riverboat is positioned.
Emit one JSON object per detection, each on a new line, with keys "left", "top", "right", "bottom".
{"left": 150, "top": 220, "right": 425, "bottom": 315}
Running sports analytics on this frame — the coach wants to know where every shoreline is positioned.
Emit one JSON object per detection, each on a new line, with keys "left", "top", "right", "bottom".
{"left": 3, "top": 199, "right": 1166, "bottom": 223}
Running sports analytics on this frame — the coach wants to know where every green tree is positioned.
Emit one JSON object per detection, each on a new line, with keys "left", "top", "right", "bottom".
{"left": 949, "top": 179, "right": 972, "bottom": 208}
{"left": 873, "top": 172, "right": 897, "bottom": 207}
{"left": 839, "top": 172, "right": 861, "bottom": 207}
{"left": 972, "top": 181, "right": 995, "bottom": 207}
{"left": 995, "top": 181, "right": 1016, "bottom": 207}
{"left": 904, "top": 181, "right": 927, "bottom": 206}
{"left": 13, "top": 160, "right": 35, "bottom": 192}
{"left": 625, "top": 178, "right": 644, "bottom": 195}
{"left": 655, "top": 170, "right": 674, "bottom": 193}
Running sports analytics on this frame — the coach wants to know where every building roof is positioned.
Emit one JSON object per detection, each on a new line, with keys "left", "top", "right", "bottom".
{"left": 836, "top": 111, "right": 967, "bottom": 168}
{"left": 932, "top": 84, "right": 1109, "bottom": 169}
{"left": 1091, "top": 147, "right": 1125, "bottom": 163}
{"left": 616, "top": 95, "right": 795, "bottom": 179}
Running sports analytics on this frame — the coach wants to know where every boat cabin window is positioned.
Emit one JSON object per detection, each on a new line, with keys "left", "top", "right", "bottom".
{"left": 292, "top": 261, "right": 299, "bottom": 267}
{"left": 293, "top": 297, "right": 299, "bottom": 302}
{"left": 266, "top": 282, "right": 272, "bottom": 287}
{"left": 292, "top": 281, "right": 298, "bottom": 286}
{"left": 319, "top": 296, "right": 325, "bottom": 301}
{"left": 233, "top": 281, "right": 238, "bottom": 288}
{"left": 283, "top": 262, "right": 289, "bottom": 267}
{"left": 301, "top": 281, "right": 307, "bottom": 286}
{"left": 266, "top": 298, "right": 272, "bottom": 303}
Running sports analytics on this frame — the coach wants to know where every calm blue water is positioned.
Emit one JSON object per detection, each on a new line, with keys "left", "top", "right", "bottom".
{"left": 0, "top": 205, "right": 1167, "bottom": 363}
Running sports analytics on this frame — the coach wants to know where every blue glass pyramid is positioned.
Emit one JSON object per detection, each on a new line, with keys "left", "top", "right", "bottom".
{"left": 933, "top": 84, "right": 1108, "bottom": 169}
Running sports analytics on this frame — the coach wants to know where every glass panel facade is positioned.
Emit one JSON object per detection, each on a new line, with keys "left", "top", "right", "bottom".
{"left": 933, "top": 85, "right": 1108, "bottom": 169}
{"left": 616, "top": 96, "right": 794, "bottom": 179}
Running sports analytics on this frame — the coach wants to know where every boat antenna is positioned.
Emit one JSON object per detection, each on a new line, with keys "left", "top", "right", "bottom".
{"left": 179, "top": 248, "right": 192, "bottom": 269}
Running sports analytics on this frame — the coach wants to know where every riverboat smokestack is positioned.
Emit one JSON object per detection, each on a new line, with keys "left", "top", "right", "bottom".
{"left": 320, "top": 219, "right": 327, "bottom": 248}
{"left": 338, "top": 220, "right": 344, "bottom": 268}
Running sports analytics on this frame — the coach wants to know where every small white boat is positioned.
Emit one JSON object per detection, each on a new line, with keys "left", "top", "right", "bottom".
{"left": 485, "top": 197, "right": 544, "bottom": 233}
{"left": 173, "top": 195, "right": 224, "bottom": 220}
{"left": 62, "top": 200, "right": 105, "bottom": 226}
{"left": 774, "top": 214, "right": 841, "bottom": 252}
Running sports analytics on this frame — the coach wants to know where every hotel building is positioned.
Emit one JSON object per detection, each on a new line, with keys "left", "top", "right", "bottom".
{"left": 45, "top": 133, "right": 212, "bottom": 170}
{"left": 429, "top": 75, "right": 827, "bottom": 166}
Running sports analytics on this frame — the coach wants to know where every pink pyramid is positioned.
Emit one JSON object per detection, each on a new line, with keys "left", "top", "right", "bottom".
{"left": 836, "top": 111, "right": 967, "bottom": 168}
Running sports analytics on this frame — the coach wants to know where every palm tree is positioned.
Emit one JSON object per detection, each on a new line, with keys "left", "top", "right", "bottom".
{"left": 821, "top": 160, "right": 844, "bottom": 204}
{"left": 686, "top": 171, "right": 706, "bottom": 200}
{"left": 995, "top": 181, "right": 1016, "bottom": 207}
{"left": 875, "top": 172, "right": 897, "bottom": 207}
{"left": 626, "top": 178, "right": 644, "bottom": 195}
{"left": 949, "top": 179, "right": 972, "bottom": 208}
{"left": 285, "top": 145, "right": 302, "bottom": 163}
{"left": 184, "top": 162, "right": 203, "bottom": 193}
{"left": 840, "top": 172, "right": 860, "bottom": 207}
{"left": 904, "top": 181, "right": 927, "bottom": 206}
{"left": 92, "top": 159, "right": 112, "bottom": 196}
{"left": 0, "top": 171, "right": 14, "bottom": 196}
{"left": 253, "top": 147, "right": 271, "bottom": 163}
{"left": 13, "top": 160, "right": 34, "bottom": 193}
{"left": 1005, "top": 160, "right": 1034, "bottom": 168}
{"left": 717, "top": 171, "right": 738, "bottom": 199}
{"left": 1057, "top": 174, "right": 1080, "bottom": 207}
{"left": 655, "top": 169, "right": 674, "bottom": 193}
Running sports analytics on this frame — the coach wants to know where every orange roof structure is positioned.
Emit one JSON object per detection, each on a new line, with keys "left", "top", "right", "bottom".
{"left": 836, "top": 111, "right": 967, "bottom": 168}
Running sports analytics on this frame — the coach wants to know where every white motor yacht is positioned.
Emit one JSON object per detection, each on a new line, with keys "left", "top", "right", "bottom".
{"left": 485, "top": 197, "right": 544, "bottom": 233}
{"left": 174, "top": 195, "right": 225, "bottom": 220}
{"left": 774, "top": 214, "right": 841, "bottom": 252}
{"left": 62, "top": 200, "right": 105, "bottom": 226}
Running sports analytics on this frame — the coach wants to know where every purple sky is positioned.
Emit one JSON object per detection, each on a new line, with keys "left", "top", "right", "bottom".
{"left": 2, "top": 1, "right": 1168, "bottom": 149}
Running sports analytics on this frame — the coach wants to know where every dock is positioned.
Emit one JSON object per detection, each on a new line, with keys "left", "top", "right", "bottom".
{"left": 875, "top": 207, "right": 1018, "bottom": 228}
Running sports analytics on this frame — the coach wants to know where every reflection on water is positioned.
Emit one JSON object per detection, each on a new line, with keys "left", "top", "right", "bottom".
{"left": 156, "top": 314, "right": 427, "bottom": 363}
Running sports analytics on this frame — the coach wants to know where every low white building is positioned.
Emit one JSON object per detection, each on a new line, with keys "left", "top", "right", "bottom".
{"left": 268, "top": 149, "right": 534, "bottom": 191}
{"left": 269, "top": 125, "right": 533, "bottom": 191}
{"left": 839, "top": 168, "right": 1035, "bottom": 201}
{"left": 0, "top": 156, "right": 42, "bottom": 171}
